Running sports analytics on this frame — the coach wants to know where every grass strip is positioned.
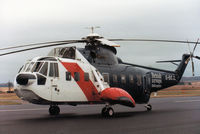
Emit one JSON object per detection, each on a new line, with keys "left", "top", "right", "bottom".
{"left": 0, "top": 101, "right": 21, "bottom": 105}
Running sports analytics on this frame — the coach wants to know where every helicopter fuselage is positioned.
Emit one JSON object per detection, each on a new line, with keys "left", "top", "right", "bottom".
{"left": 78, "top": 45, "right": 189, "bottom": 104}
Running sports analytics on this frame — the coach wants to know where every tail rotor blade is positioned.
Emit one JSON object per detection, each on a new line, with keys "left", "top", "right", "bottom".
{"left": 194, "top": 56, "right": 200, "bottom": 60}
{"left": 191, "top": 58, "right": 195, "bottom": 76}
{"left": 192, "top": 38, "right": 199, "bottom": 54}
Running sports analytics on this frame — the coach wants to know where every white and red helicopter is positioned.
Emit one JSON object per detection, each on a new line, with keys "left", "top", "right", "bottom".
{"left": 14, "top": 47, "right": 135, "bottom": 117}
{"left": 1, "top": 28, "right": 199, "bottom": 117}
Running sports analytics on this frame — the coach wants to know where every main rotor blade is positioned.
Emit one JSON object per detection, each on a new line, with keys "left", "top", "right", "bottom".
{"left": 108, "top": 39, "right": 200, "bottom": 44}
{"left": 156, "top": 60, "right": 181, "bottom": 63}
{"left": 122, "top": 62, "right": 175, "bottom": 73}
{"left": 0, "top": 40, "right": 80, "bottom": 51}
{"left": 0, "top": 40, "right": 83, "bottom": 56}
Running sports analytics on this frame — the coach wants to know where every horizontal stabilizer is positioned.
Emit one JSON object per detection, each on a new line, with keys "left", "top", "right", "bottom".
{"left": 100, "top": 88, "right": 135, "bottom": 107}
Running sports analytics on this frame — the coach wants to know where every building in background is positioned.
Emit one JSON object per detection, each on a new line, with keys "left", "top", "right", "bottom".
{"left": 0, "top": 82, "right": 14, "bottom": 93}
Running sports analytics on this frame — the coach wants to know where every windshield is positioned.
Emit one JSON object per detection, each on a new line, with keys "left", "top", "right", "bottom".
{"left": 21, "top": 62, "right": 29, "bottom": 72}
{"left": 31, "top": 62, "right": 44, "bottom": 72}
{"left": 20, "top": 61, "right": 49, "bottom": 76}
{"left": 26, "top": 62, "right": 34, "bottom": 72}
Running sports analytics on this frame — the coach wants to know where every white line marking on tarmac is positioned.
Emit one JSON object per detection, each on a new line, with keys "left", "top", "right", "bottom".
{"left": 175, "top": 100, "right": 200, "bottom": 103}
{"left": 0, "top": 108, "right": 48, "bottom": 112}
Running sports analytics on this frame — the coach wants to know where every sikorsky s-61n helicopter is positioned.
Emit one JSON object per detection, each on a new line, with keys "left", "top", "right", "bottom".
{"left": 1, "top": 27, "right": 200, "bottom": 117}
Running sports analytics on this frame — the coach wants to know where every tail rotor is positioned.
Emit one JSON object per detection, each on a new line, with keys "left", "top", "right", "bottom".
{"left": 186, "top": 38, "right": 199, "bottom": 76}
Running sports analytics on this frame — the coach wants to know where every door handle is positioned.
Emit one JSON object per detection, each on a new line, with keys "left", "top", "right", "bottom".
{"left": 52, "top": 85, "right": 57, "bottom": 87}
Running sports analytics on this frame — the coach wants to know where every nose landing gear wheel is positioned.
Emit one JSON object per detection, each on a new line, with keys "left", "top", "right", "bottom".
{"left": 101, "top": 107, "right": 114, "bottom": 117}
{"left": 49, "top": 105, "right": 60, "bottom": 115}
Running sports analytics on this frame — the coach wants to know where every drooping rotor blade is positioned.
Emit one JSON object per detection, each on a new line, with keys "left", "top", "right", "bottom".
{"left": 108, "top": 39, "right": 200, "bottom": 44}
{"left": 156, "top": 60, "right": 181, "bottom": 66}
{"left": 0, "top": 40, "right": 84, "bottom": 57}
{"left": 156, "top": 60, "right": 181, "bottom": 63}
{"left": 122, "top": 62, "right": 174, "bottom": 74}
{"left": 0, "top": 40, "right": 80, "bottom": 51}
{"left": 192, "top": 38, "right": 199, "bottom": 54}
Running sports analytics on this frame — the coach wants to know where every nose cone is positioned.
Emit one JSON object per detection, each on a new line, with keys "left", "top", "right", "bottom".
{"left": 16, "top": 74, "right": 36, "bottom": 85}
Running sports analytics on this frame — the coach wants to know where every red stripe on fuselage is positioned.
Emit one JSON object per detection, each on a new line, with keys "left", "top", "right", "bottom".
{"left": 61, "top": 62, "right": 100, "bottom": 101}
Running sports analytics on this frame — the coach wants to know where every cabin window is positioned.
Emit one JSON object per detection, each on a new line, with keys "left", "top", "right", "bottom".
{"left": 60, "top": 47, "right": 75, "bottom": 59}
{"left": 102, "top": 73, "right": 109, "bottom": 83}
{"left": 136, "top": 75, "right": 142, "bottom": 86}
{"left": 121, "top": 74, "right": 126, "bottom": 84}
{"left": 66, "top": 72, "right": 71, "bottom": 81}
{"left": 113, "top": 74, "right": 118, "bottom": 83}
{"left": 129, "top": 75, "right": 134, "bottom": 84}
{"left": 49, "top": 63, "right": 59, "bottom": 77}
{"left": 84, "top": 72, "right": 89, "bottom": 81}
{"left": 39, "top": 62, "right": 48, "bottom": 76}
{"left": 49, "top": 63, "right": 54, "bottom": 77}
{"left": 54, "top": 63, "right": 59, "bottom": 77}
{"left": 74, "top": 72, "right": 80, "bottom": 81}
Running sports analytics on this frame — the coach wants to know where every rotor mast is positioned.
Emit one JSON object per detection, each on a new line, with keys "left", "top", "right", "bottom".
{"left": 86, "top": 26, "right": 100, "bottom": 34}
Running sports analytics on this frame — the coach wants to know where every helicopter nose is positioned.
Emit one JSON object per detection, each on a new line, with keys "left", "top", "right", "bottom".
{"left": 16, "top": 74, "right": 36, "bottom": 85}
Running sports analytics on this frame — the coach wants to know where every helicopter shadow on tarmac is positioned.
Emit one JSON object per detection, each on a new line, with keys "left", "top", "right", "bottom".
{"left": 16, "top": 108, "right": 183, "bottom": 123}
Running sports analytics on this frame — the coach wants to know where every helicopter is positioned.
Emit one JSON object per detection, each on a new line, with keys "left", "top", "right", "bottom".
{"left": 0, "top": 28, "right": 200, "bottom": 117}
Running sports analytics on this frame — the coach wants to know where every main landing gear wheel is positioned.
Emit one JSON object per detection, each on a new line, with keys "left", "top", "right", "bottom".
{"left": 101, "top": 107, "right": 114, "bottom": 117}
{"left": 145, "top": 104, "right": 152, "bottom": 111}
{"left": 49, "top": 105, "right": 60, "bottom": 115}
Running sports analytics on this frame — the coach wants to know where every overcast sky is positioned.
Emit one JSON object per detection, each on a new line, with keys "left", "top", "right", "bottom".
{"left": 0, "top": 0, "right": 200, "bottom": 83}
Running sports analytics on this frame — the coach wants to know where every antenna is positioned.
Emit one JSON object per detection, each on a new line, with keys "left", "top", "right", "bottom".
{"left": 86, "top": 26, "right": 100, "bottom": 33}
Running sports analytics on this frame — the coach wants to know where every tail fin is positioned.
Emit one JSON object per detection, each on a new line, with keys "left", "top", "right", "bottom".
{"left": 175, "top": 54, "right": 190, "bottom": 81}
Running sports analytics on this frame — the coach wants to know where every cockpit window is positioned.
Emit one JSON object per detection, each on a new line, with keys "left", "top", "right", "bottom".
{"left": 32, "top": 62, "right": 44, "bottom": 72}
{"left": 39, "top": 62, "right": 48, "bottom": 76}
{"left": 18, "top": 66, "right": 24, "bottom": 73}
{"left": 26, "top": 62, "right": 34, "bottom": 72}
{"left": 22, "top": 63, "right": 29, "bottom": 72}
{"left": 49, "top": 63, "right": 54, "bottom": 77}
{"left": 54, "top": 63, "right": 59, "bottom": 77}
